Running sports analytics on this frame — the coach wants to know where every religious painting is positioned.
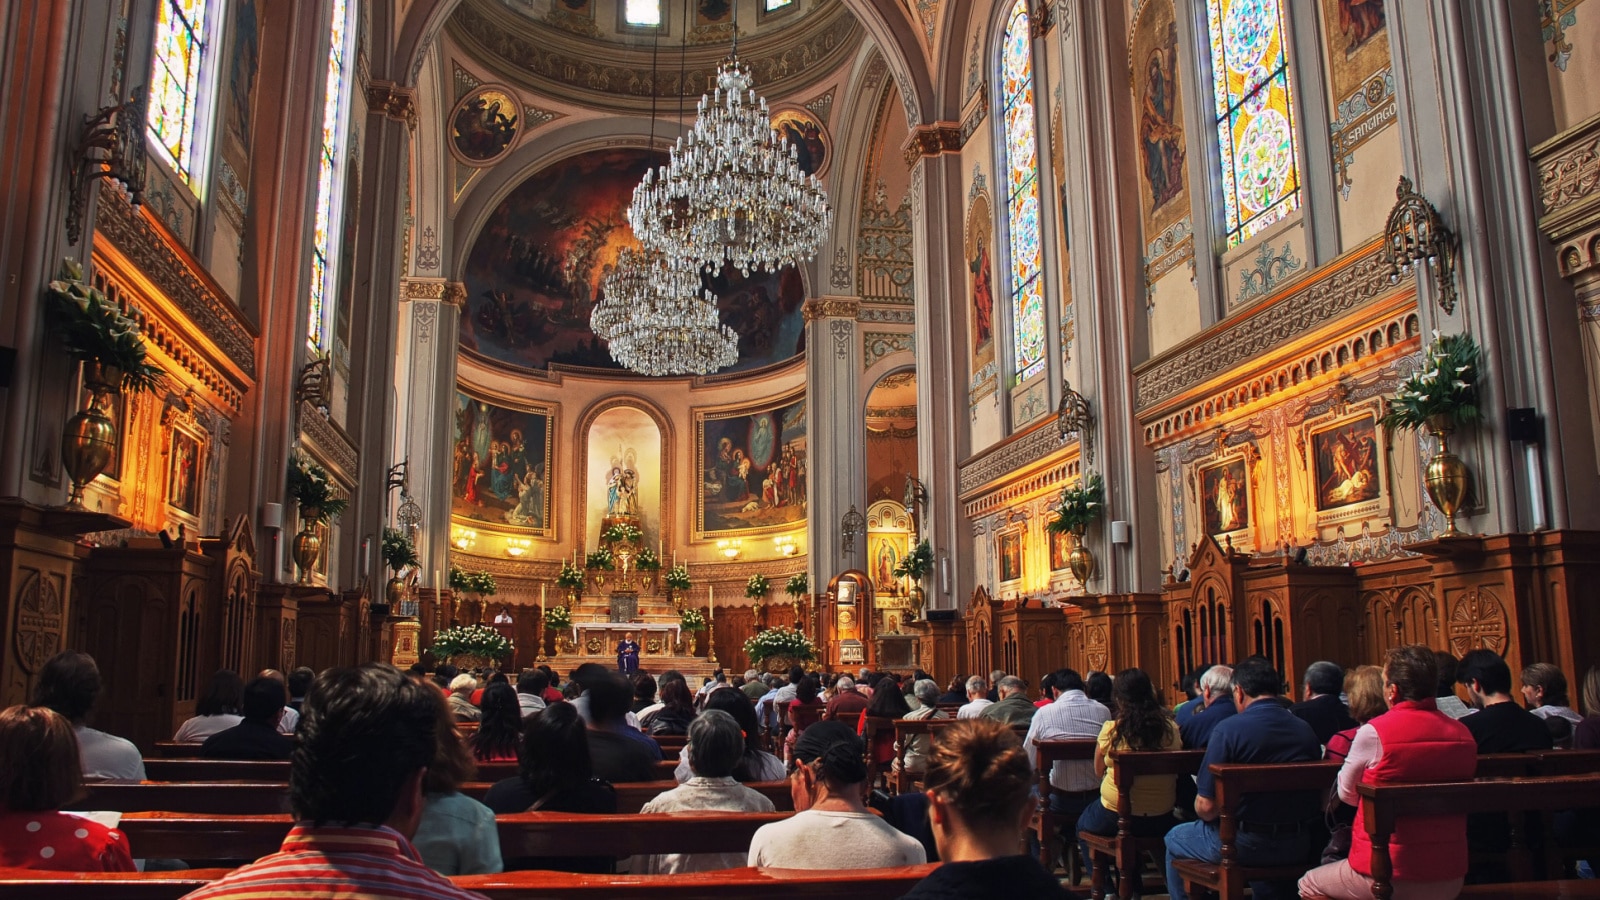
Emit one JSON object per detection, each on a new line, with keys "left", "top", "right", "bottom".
{"left": 225, "top": 0, "right": 260, "bottom": 149}
{"left": 697, "top": 396, "right": 807, "bottom": 536}
{"left": 696, "top": 0, "right": 732, "bottom": 25}
{"left": 965, "top": 191, "right": 995, "bottom": 371}
{"left": 167, "top": 429, "right": 203, "bottom": 515}
{"left": 1319, "top": 0, "right": 1390, "bottom": 104}
{"left": 998, "top": 530, "right": 1024, "bottom": 583}
{"left": 460, "top": 148, "right": 807, "bottom": 373}
{"left": 584, "top": 404, "right": 663, "bottom": 548}
{"left": 450, "top": 86, "right": 519, "bottom": 165}
{"left": 1312, "top": 414, "right": 1381, "bottom": 512}
{"left": 1130, "top": 0, "right": 1188, "bottom": 239}
{"left": 1049, "top": 527, "right": 1072, "bottom": 572}
{"left": 1199, "top": 457, "right": 1250, "bottom": 536}
{"left": 771, "top": 107, "right": 830, "bottom": 177}
{"left": 452, "top": 392, "right": 554, "bottom": 535}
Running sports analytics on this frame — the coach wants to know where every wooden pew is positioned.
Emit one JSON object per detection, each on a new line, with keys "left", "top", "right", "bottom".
{"left": 0, "top": 864, "right": 940, "bottom": 900}
{"left": 112, "top": 810, "right": 792, "bottom": 862}
{"left": 890, "top": 717, "right": 956, "bottom": 794}
{"left": 145, "top": 757, "right": 683, "bottom": 785}
{"left": 1031, "top": 738, "right": 1098, "bottom": 877}
{"left": 1078, "top": 749, "right": 1205, "bottom": 900}
{"left": 1358, "top": 774, "right": 1600, "bottom": 898}
{"left": 72, "top": 780, "right": 794, "bottom": 816}
{"left": 1169, "top": 759, "right": 1341, "bottom": 900}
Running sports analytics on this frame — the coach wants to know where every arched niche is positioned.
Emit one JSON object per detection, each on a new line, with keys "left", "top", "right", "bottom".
{"left": 578, "top": 397, "right": 672, "bottom": 554}
{"left": 864, "top": 367, "right": 918, "bottom": 507}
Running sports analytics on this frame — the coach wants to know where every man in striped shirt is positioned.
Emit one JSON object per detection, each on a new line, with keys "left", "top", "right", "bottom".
{"left": 183, "top": 663, "right": 486, "bottom": 900}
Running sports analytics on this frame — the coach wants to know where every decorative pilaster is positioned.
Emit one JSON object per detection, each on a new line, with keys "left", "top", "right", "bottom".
{"left": 396, "top": 279, "right": 465, "bottom": 591}
{"left": 803, "top": 297, "right": 861, "bottom": 587}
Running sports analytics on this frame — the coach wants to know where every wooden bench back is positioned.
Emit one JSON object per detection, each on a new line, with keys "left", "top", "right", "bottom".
{"left": 1357, "top": 774, "right": 1600, "bottom": 896}
{"left": 1109, "top": 748, "right": 1207, "bottom": 817}
{"left": 0, "top": 865, "right": 938, "bottom": 899}
{"left": 789, "top": 704, "right": 824, "bottom": 730}
{"left": 142, "top": 757, "right": 674, "bottom": 784}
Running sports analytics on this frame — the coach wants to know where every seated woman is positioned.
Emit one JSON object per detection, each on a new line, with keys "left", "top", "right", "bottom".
{"left": 412, "top": 691, "right": 502, "bottom": 876}
{"left": 902, "top": 718, "right": 1073, "bottom": 898}
{"left": 446, "top": 674, "right": 480, "bottom": 722}
{"left": 642, "top": 710, "right": 778, "bottom": 874}
{"left": 470, "top": 683, "right": 521, "bottom": 762}
{"left": 173, "top": 670, "right": 243, "bottom": 742}
{"left": 1298, "top": 644, "right": 1477, "bottom": 900}
{"left": 747, "top": 721, "right": 926, "bottom": 869}
{"left": 482, "top": 703, "right": 617, "bottom": 873}
{"left": 859, "top": 678, "right": 911, "bottom": 776}
{"left": 894, "top": 679, "right": 949, "bottom": 779}
{"left": 1076, "top": 668, "right": 1181, "bottom": 890}
{"left": 783, "top": 676, "right": 824, "bottom": 764}
{"left": 674, "top": 688, "right": 785, "bottom": 783}
{"left": 0, "top": 705, "right": 135, "bottom": 871}
{"left": 641, "top": 678, "right": 696, "bottom": 737}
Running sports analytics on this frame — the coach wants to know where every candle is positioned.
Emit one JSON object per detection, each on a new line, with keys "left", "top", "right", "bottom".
{"left": 540, "top": 583, "right": 546, "bottom": 613}
{"left": 709, "top": 584, "right": 715, "bottom": 620}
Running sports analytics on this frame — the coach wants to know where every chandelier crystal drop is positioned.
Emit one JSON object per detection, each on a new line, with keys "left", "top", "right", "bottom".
{"left": 628, "top": 57, "right": 832, "bottom": 275}
{"left": 592, "top": 249, "right": 739, "bottom": 376}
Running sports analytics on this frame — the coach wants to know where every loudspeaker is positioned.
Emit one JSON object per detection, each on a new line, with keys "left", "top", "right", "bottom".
{"left": 1506, "top": 407, "right": 1542, "bottom": 443}
{"left": 926, "top": 609, "right": 957, "bottom": 622}
{"left": 1110, "top": 520, "right": 1131, "bottom": 545}
{"left": 262, "top": 502, "right": 283, "bottom": 531}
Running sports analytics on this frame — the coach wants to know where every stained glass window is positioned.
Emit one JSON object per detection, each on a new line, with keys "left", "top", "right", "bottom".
{"left": 147, "top": 0, "right": 211, "bottom": 184}
{"left": 1207, "top": 0, "right": 1301, "bottom": 247}
{"left": 765, "top": 0, "right": 795, "bottom": 9}
{"left": 308, "top": 0, "right": 353, "bottom": 352}
{"left": 624, "top": 0, "right": 661, "bottom": 26}
{"left": 1001, "top": 0, "right": 1046, "bottom": 383}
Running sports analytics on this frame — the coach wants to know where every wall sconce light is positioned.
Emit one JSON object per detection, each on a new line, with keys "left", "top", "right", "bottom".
{"left": 505, "top": 537, "right": 531, "bottom": 558}
{"left": 66, "top": 86, "right": 147, "bottom": 245}
{"left": 451, "top": 527, "right": 477, "bottom": 551}
{"left": 717, "top": 538, "right": 743, "bottom": 559}
{"left": 1383, "top": 175, "right": 1459, "bottom": 314}
{"left": 1056, "top": 378, "right": 1096, "bottom": 465}
{"left": 773, "top": 535, "right": 798, "bottom": 556}
{"left": 841, "top": 504, "right": 865, "bottom": 556}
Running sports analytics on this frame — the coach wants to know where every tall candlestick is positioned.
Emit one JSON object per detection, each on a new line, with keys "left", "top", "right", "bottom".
{"left": 709, "top": 584, "right": 715, "bottom": 619}
{"left": 540, "top": 583, "right": 546, "bottom": 613}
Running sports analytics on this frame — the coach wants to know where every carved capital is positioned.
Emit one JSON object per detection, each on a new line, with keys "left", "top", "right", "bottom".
{"left": 802, "top": 297, "right": 859, "bottom": 323}
{"left": 400, "top": 278, "right": 467, "bottom": 306}
{"left": 901, "top": 122, "right": 961, "bottom": 170}
{"left": 365, "top": 80, "right": 418, "bottom": 129}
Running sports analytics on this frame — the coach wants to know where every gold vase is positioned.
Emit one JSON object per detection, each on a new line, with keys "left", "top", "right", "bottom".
{"left": 1424, "top": 414, "right": 1471, "bottom": 537}
{"left": 909, "top": 584, "right": 926, "bottom": 620}
{"left": 60, "top": 362, "right": 123, "bottom": 510}
{"left": 590, "top": 571, "right": 606, "bottom": 590}
{"left": 292, "top": 527, "right": 322, "bottom": 584}
{"left": 686, "top": 630, "right": 698, "bottom": 654}
{"left": 1067, "top": 523, "right": 1095, "bottom": 586}
{"left": 384, "top": 575, "right": 407, "bottom": 607}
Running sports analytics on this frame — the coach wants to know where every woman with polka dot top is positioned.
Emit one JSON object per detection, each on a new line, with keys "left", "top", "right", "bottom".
{"left": 0, "top": 705, "right": 134, "bottom": 871}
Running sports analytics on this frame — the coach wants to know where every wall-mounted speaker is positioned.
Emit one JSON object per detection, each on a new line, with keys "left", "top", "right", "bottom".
{"left": 262, "top": 502, "right": 283, "bottom": 531}
{"left": 926, "top": 609, "right": 957, "bottom": 622}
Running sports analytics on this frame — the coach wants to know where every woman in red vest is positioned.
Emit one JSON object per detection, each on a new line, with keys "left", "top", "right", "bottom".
{"left": 1297, "top": 644, "right": 1476, "bottom": 899}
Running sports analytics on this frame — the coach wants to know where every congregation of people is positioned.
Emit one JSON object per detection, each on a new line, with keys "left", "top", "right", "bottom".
{"left": 1, "top": 644, "right": 1597, "bottom": 899}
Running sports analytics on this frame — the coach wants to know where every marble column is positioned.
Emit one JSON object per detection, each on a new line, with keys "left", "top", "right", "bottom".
{"left": 394, "top": 280, "right": 463, "bottom": 592}
{"left": 804, "top": 297, "right": 862, "bottom": 587}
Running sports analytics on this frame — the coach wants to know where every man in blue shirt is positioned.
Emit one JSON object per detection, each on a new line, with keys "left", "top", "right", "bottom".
{"left": 1179, "top": 664, "right": 1237, "bottom": 748}
{"left": 1164, "top": 659, "right": 1321, "bottom": 900}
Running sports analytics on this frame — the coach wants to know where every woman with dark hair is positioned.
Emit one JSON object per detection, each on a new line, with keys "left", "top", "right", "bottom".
{"left": 0, "top": 705, "right": 135, "bottom": 871}
{"left": 1085, "top": 671, "right": 1115, "bottom": 714}
{"left": 413, "top": 690, "right": 501, "bottom": 875}
{"left": 673, "top": 688, "right": 785, "bottom": 783}
{"left": 642, "top": 678, "right": 696, "bottom": 736}
{"left": 859, "top": 678, "right": 911, "bottom": 771}
{"left": 900, "top": 719, "right": 1068, "bottom": 897}
{"left": 470, "top": 682, "right": 522, "bottom": 762}
{"left": 631, "top": 673, "right": 658, "bottom": 715}
{"left": 783, "top": 675, "right": 825, "bottom": 763}
{"left": 173, "top": 669, "right": 245, "bottom": 742}
{"left": 1076, "top": 667, "right": 1181, "bottom": 889}
{"left": 482, "top": 703, "right": 617, "bottom": 872}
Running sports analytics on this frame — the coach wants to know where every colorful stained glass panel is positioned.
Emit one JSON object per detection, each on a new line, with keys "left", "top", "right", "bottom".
{"left": 146, "top": 0, "right": 208, "bottom": 183}
{"left": 1206, "top": 0, "right": 1301, "bottom": 246}
{"left": 309, "top": 0, "right": 352, "bottom": 351}
{"left": 1001, "top": 0, "right": 1046, "bottom": 385}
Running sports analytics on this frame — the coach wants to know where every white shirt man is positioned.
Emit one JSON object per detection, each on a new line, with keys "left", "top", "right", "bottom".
{"left": 1022, "top": 670, "right": 1111, "bottom": 791}
{"left": 77, "top": 724, "right": 146, "bottom": 783}
{"left": 957, "top": 676, "right": 994, "bottom": 719}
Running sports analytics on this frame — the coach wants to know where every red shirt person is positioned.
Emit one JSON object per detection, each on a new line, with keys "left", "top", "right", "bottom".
{"left": 0, "top": 705, "right": 134, "bottom": 872}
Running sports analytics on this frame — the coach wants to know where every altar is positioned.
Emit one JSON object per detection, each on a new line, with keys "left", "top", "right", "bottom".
{"left": 569, "top": 622, "right": 680, "bottom": 658}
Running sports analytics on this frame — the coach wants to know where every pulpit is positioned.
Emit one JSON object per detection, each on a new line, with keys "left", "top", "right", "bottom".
{"left": 493, "top": 620, "right": 517, "bottom": 670}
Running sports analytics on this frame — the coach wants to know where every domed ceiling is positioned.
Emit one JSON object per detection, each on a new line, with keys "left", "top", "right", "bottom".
{"left": 458, "top": 147, "right": 808, "bottom": 374}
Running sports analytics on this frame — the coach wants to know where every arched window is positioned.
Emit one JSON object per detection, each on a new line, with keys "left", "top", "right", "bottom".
{"left": 147, "top": 0, "right": 222, "bottom": 186}
{"left": 1207, "top": 0, "right": 1301, "bottom": 247}
{"left": 999, "top": 0, "right": 1046, "bottom": 384}
{"left": 308, "top": 0, "right": 355, "bottom": 352}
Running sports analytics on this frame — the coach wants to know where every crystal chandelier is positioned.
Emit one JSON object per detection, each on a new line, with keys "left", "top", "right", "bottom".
{"left": 592, "top": 249, "right": 739, "bottom": 376}
{"left": 628, "top": 56, "right": 832, "bottom": 275}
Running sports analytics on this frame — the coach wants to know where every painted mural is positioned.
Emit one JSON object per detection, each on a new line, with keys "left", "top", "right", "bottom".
{"left": 584, "top": 405, "right": 663, "bottom": 548}
{"left": 1049, "top": 528, "right": 1071, "bottom": 572}
{"left": 459, "top": 148, "right": 807, "bottom": 374}
{"left": 167, "top": 430, "right": 203, "bottom": 515}
{"left": 1199, "top": 457, "right": 1249, "bottom": 536}
{"left": 452, "top": 393, "right": 553, "bottom": 534}
{"left": 771, "top": 108, "right": 830, "bottom": 177}
{"left": 966, "top": 191, "right": 995, "bottom": 371}
{"left": 999, "top": 530, "right": 1024, "bottom": 583}
{"left": 1312, "top": 415, "right": 1381, "bottom": 511}
{"left": 697, "top": 397, "right": 807, "bottom": 535}
{"left": 1131, "top": 0, "right": 1188, "bottom": 238}
{"left": 1319, "top": 0, "right": 1390, "bottom": 102}
{"left": 451, "top": 86, "right": 519, "bottom": 164}
{"left": 225, "top": 0, "right": 259, "bottom": 149}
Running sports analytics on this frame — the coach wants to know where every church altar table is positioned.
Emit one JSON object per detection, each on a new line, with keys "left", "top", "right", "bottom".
{"left": 570, "top": 622, "right": 679, "bottom": 655}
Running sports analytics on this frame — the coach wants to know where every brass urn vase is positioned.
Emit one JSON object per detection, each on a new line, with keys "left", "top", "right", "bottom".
{"left": 1423, "top": 413, "right": 1470, "bottom": 537}
{"left": 60, "top": 362, "right": 123, "bottom": 509}
{"left": 384, "top": 575, "right": 407, "bottom": 607}
{"left": 685, "top": 630, "right": 698, "bottom": 654}
{"left": 1067, "top": 523, "right": 1096, "bottom": 586}
{"left": 909, "top": 584, "right": 926, "bottom": 620}
{"left": 293, "top": 506, "right": 322, "bottom": 584}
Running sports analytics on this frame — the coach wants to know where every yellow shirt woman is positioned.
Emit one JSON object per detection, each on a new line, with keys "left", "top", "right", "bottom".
{"left": 1094, "top": 717, "right": 1181, "bottom": 815}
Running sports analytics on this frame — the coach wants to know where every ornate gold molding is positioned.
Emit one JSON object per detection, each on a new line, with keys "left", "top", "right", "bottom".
{"left": 902, "top": 123, "right": 961, "bottom": 170}
{"left": 802, "top": 297, "right": 860, "bottom": 323}
{"left": 365, "top": 80, "right": 418, "bottom": 129}
{"left": 400, "top": 278, "right": 467, "bottom": 306}
{"left": 1532, "top": 112, "right": 1600, "bottom": 278}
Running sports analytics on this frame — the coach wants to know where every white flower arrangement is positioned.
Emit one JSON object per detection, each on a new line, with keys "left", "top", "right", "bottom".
{"left": 742, "top": 626, "right": 815, "bottom": 664}
{"left": 431, "top": 624, "right": 512, "bottom": 661}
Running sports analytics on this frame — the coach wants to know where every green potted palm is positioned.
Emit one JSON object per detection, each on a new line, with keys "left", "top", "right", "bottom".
{"left": 286, "top": 453, "right": 349, "bottom": 583}
{"left": 892, "top": 539, "right": 934, "bottom": 619}
{"left": 1048, "top": 472, "right": 1105, "bottom": 586}
{"left": 1379, "top": 331, "right": 1481, "bottom": 537}
{"left": 45, "top": 258, "right": 162, "bottom": 508}
{"left": 380, "top": 527, "right": 419, "bottom": 609}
